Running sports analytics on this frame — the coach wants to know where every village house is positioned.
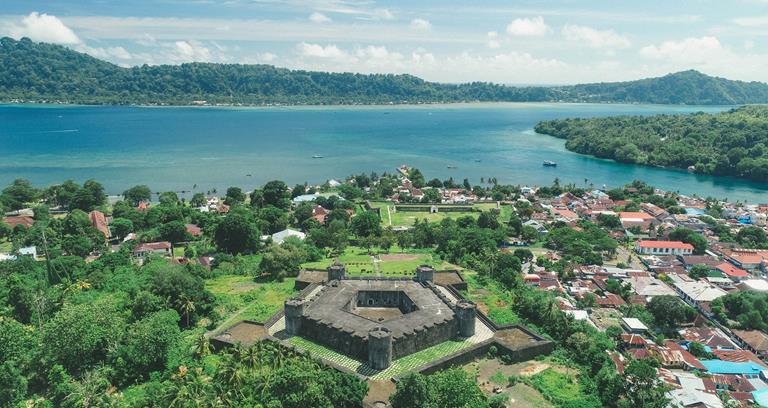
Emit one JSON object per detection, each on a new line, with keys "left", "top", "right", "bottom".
{"left": 2, "top": 215, "right": 34, "bottom": 229}
{"left": 635, "top": 240, "right": 694, "bottom": 256}
{"left": 89, "top": 210, "right": 110, "bottom": 239}
{"left": 132, "top": 242, "right": 172, "bottom": 259}
{"left": 731, "top": 330, "right": 768, "bottom": 360}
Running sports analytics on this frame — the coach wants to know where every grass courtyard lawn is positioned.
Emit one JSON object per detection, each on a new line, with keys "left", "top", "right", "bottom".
{"left": 287, "top": 335, "right": 473, "bottom": 380}
{"left": 370, "top": 201, "right": 509, "bottom": 227}
{"left": 206, "top": 274, "right": 297, "bottom": 331}
{"left": 463, "top": 271, "right": 521, "bottom": 326}
{"left": 376, "top": 253, "right": 436, "bottom": 275}
{"left": 527, "top": 368, "right": 594, "bottom": 407}
{"left": 301, "top": 246, "right": 441, "bottom": 277}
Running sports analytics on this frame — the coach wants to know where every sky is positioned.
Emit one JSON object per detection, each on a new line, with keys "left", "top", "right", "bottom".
{"left": 2, "top": 0, "right": 768, "bottom": 84}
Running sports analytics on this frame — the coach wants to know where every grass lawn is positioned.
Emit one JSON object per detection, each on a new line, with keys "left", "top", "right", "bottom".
{"left": 0, "top": 240, "right": 11, "bottom": 253}
{"left": 369, "top": 201, "right": 508, "bottom": 227}
{"left": 528, "top": 368, "right": 593, "bottom": 407}
{"left": 206, "top": 274, "right": 297, "bottom": 332}
{"left": 463, "top": 271, "right": 521, "bottom": 326}
{"left": 301, "top": 246, "right": 441, "bottom": 277}
{"left": 288, "top": 335, "right": 474, "bottom": 380}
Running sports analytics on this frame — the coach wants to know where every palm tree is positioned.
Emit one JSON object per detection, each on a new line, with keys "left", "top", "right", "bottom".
{"left": 193, "top": 334, "right": 211, "bottom": 359}
{"left": 180, "top": 298, "right": 196, "bottom": 327}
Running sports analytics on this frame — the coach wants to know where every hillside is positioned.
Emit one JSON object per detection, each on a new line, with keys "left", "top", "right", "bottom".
{"left": 535, "top": 105, "right": 768, "bottom": 183}
{"left": 2, "top": 37, "right": 768, "bottom": 105}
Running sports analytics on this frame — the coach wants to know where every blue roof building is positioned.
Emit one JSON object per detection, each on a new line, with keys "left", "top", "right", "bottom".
{"left": 700, "top": 359, "right": 766, "bottom": 376}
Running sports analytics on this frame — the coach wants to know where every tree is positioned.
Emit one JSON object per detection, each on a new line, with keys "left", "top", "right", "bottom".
{"left": 123, "top": 185, "right": 152, "bottom": 206}
{"left": 214, "top": 209, "right": 261, "bottom": 254}
{"left": 114, "top": 310, "right": 181, "bottom": 385}
{"left": 190, "top": 192, "right": 206, "bottom": 207}
{"left": 61, "top": 235, "right": 94, "bottom": 258}
{"left": 390, "top": 368, "right": 489, "bottom": 408}
{"left": 159, "top": 220, "right": 189, "bottom": 245}
{"left": 521, "top": 225, "right": 539, "bottom": 243}
{"left": 390, "top": 372, "right": 434, "bottom": 408}
{"left": 421, "top": 188, "right": 442, "bottom": 203}
{"left": 259, "top": 244, "right": 308, "bottom": 279}
{"left": 41, "top": 299, "right": 125, "bottom": 374}
{"left": 146, "top": 263, "right": 214, "bottom": 328}
{"left": 1, "top": 179, "right": 38, "bottom": 210}
{"left": 513, "top": 248, "right": 534, "bottom": 263}
{"left": 262, "top": 180, "right": 290, "bottom": 209}
{"left": 477, "top": 211, "right": 500, "bottom": 230}
{"left": 668, "top": 228, "right": 707, "bottom": 255}
{"left": 688, "top": 264, "right": 711, "bottom": 280}
{"left": 225, "top": 186, "right": 246, "bottom": 205}
{"left": 110, "top": 217, "right": 134, "bottom": 240}
{"left": 623, "top": 360, "right": 669, "bottom": 408}
{"left": 597, "top": 213, "right": 622, "bottom": 229}
{"left": 647, "top": 295, "right": 696, "bottom": 329}
{"left": 159, "top": 191, "right": 179, "bottom": 205}
{"left": 351, "top": 211, "right": 382, "bottom": 238}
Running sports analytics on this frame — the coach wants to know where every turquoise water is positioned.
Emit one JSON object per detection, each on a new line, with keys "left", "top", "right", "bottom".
{"left": 1, "top": 103, "right": 766, "bottom": 202}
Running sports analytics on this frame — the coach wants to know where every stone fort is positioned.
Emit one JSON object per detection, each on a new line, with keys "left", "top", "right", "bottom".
{"left": 284, "top": 264, "right": 476, "bottom": 369}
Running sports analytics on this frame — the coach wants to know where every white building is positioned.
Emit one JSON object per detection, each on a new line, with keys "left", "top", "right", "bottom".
{"left": 635, "top": 240, "right": 694, "bottom": 256}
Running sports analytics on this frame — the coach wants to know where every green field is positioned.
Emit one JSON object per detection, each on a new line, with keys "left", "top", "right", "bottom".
{"left": 528, "top": 368, "right": 596, "bottom": 407}
{"left": 206, "top": 274, "right": 297, "bottom": 332}
{"left": 301, "top": 246, "right": 440, "bottom": 277}
{"left": 463, "top": 271, "right": 521, "bottom": 325}
{"left": 287, "top": 335, "right": 474, "bottom": 380}
{"left": 367, "top": 201, "right": 510, "bottom": 227}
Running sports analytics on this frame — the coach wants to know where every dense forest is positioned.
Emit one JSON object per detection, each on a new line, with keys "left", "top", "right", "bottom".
{"left": 535, "top": 105, "right": 768, "bottom": 182}
{"left": 3, "top": 37, "right": 768, "bottom": 105}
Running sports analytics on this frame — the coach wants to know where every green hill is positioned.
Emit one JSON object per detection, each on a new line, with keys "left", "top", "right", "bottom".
{"left": 535, "top": 105, "right": 768, "bottom": 182}
{"left": 2, "top": 37, "right": 768, "bottom": 105}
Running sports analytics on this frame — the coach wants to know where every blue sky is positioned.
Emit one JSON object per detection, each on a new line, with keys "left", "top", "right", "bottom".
{"left": 2, "top": 0, "right": 768, "bottom": 84}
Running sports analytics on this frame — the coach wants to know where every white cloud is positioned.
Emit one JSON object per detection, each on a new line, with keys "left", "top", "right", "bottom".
{"left": 297, "top": 42, "right": 348, "bottom": 59}
{"left": 76, "top": 45, "right": 132, "bottom": 60}
{"left": 561, "top": 25, "right": 631, "bottom": 49}
{"left": 309, "top": 12, "right": 331, "bottom": 23}
{"left": 506, "top": 16, "right": 548, "bottom": 37}
{"left": 258, "top": 52, "right": 277, "bottom": 62}
{"left": 732, "top": 16, "right": 768, "bottom": 26}
{"left": 639, "top": 36, "right": 721, "bottom": 63}
{"left": 410, "top": 18, "right": 431, "bottom": 30}
{"left": 486, "top": 31, "right": 500, "bottom": 49}
{"left": 8, "top": 12, "right": 81, "bottom": 44}
{"left": 172, "top": 40, "right": 212, "bottom": 62}
{"left": 373, "top": 8, "right": 394, "bottom": 20}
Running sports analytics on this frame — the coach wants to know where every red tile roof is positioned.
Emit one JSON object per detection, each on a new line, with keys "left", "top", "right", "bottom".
{"left": 716, "top": 262, "right": 749, "bottom": 278}
{"left": 2, "top": 216, "right": 34, "bottom": 229}
{"left": 185, "top": 224, "right": 202, "bottom": 237}
{"left": 619, "top": 211, "right": 654, "bottom": 219}
{"left": 89, "top": 210, "right": 109, "bottom": 238}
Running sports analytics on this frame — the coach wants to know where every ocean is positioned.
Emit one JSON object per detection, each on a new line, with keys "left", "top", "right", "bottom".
{"left": 1, "top": 102, "right": 766, "bottom": 202}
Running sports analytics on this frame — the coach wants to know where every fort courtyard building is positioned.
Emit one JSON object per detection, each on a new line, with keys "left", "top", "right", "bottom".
{"left": 213, "top": 263, "right": 553, "bottom": 379}
{"left": 283, "top": 270, "right": 477, "bottom": 369}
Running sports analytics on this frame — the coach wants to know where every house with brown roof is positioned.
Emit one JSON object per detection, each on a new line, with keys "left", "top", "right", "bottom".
{"left": 132, "top": 242, "right": 172, "bottom": 259}
{"left": 732, "top": 329, "right": 768, "bottom": 359}
{"left": 89, "top": 210, "right": 109, "bottom": 239}
{"left": 2, "top": 216, "right": 34, "bottom": 229}
{"left": 185, "top": 224, "right": 202, "bottom": 237}
{"left": 679, "top": 327, "right": 738, "bottom": 350}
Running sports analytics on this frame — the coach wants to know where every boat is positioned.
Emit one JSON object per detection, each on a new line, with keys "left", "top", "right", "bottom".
{"left": 312, "top": 155, "right": 324, "bottom": 159}
{"left": 474, "top": 159, "right": 482, "bottom": 163}
{"left": 542, "top": 160, "right": 557, "bottom": 167}
{"left": 447, "top": 165, "right": 457, "bottom": 169}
